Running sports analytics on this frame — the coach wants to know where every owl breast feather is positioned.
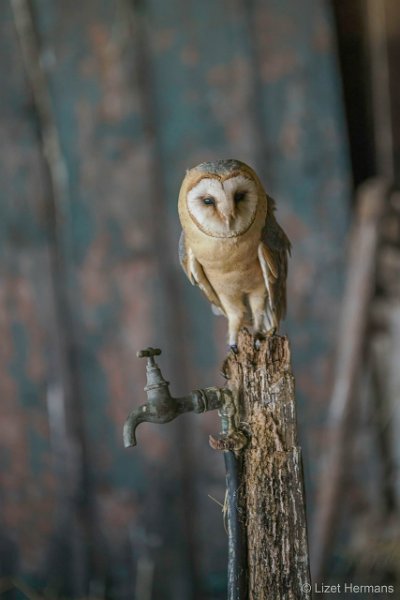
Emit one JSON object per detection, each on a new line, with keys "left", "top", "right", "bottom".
{"left": 189, "top": 230, "right": 265, "bottom": 295}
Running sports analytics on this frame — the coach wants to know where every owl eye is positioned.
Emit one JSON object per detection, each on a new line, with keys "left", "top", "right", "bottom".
{"left": 234, "top": 191, "right": 246, "bottom": 203}
{"left": 203, "top": 196, "right": 215, "bottom": 206}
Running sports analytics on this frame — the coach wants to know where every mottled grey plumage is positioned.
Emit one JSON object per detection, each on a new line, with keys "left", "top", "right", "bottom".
{"left": 194, "top": 159, "right": 245, "bottom": 176}
{"left": 259, "top": 197, "right": 291, "bottom": 325}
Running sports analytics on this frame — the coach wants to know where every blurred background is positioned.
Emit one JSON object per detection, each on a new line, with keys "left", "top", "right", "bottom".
{"left": 1, "top": 0, "right": 399, "bottom": 598}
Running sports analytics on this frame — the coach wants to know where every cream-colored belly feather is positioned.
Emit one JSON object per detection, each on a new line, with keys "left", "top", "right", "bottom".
{"left": 189, "top": 233, "right": 265, "bottom": 300}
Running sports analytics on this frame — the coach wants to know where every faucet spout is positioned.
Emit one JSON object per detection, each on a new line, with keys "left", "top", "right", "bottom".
{"left": 123, "top": 398, "right": 182, "bottom": 447}
{"left": 123, "top": 406, "right": 149, "bottom": 447}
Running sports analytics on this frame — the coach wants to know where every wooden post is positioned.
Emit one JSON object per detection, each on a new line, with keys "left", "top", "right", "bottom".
{"left": 222, "top": 330, "right": 311, "bottom": 600}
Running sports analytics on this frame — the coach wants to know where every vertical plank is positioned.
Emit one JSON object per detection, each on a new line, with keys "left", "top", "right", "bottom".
{"left": 0, "top": 0, "right": 58, "bottom": 590}
{"left": 383, "top": 0, "right": 400, "bottom": 179}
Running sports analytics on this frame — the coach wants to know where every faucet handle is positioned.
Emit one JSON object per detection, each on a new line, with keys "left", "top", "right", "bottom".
{"left": 137, "top": 347, "right": 161, "bottom": 359}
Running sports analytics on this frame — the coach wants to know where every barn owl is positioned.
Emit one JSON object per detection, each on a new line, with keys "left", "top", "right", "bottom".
{"left": 178, "top": 159, "right": 291, "bottom": 352}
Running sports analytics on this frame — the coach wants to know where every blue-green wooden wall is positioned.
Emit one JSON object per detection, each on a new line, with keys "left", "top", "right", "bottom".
{"left": 0, "top": 0, "right": 350, "bottom": 598}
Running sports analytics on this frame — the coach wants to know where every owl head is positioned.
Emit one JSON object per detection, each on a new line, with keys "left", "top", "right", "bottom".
{"left": 178, "top": 159, "right": 268, "bottom": 239}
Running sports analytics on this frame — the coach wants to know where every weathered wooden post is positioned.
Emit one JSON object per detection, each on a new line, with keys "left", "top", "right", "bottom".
{"left": 217, "top": 329, "right": 311, "bottom": 599}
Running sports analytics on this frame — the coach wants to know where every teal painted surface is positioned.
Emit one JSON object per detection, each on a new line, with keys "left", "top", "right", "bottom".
{"left": 0, "top": 0, "right": 350, "bottom": 597}
{"left": 0, "top": 0, "right": 62, "bottom": 587}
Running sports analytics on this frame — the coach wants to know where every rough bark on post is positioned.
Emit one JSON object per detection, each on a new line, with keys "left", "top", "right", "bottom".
{"left": 222, "top": 329, "right": 311, "bottom": 600}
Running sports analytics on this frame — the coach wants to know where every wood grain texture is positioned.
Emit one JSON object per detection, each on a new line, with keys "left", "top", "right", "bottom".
{"left": 223, "top": 330, "right": 311, "bottom": 599}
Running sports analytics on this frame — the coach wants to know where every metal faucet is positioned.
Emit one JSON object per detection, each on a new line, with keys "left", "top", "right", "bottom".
{"left": 123, "top": 347, "right": 246, "bottom": 448}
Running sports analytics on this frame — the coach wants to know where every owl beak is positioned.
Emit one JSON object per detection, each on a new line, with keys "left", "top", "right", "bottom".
{"left": 223, "top": 211, "right": 235, "bottom": 228}
{"left": 224, "top": 216, "right": 231, "bottom": 227}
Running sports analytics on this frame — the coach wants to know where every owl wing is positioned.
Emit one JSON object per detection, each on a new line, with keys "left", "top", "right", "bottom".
{"left": 179, "top": 231, "right": 225, "bottom": 314}
{"left": 258, "top": 197, "right": 291, "bottom": 328}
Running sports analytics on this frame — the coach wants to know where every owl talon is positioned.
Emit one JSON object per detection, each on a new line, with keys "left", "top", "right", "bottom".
{"left": 230, "top": 344, "right": 238, "bottom": 355}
